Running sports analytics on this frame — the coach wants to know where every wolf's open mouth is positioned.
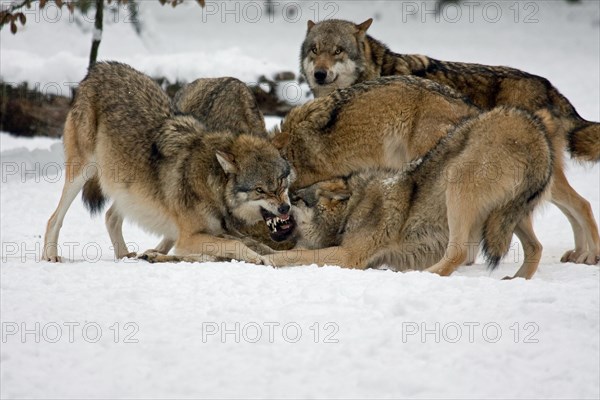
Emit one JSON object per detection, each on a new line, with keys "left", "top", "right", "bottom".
{"left": 260, "top": 208, "right": 295, "bottom": 242}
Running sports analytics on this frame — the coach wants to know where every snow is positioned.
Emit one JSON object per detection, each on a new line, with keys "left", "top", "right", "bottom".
{"left": 1, "top": 0, "right": 599, "bottom": 398}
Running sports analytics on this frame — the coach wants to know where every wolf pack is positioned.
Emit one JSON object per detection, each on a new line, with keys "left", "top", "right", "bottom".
{"left": 42, "top": 19, "right": 600, "bottom": 279}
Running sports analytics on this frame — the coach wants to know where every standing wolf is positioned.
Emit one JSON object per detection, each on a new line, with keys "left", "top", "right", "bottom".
{"left": 41, "top": 62, "right": 294, "bottom": 264}
{"left": 300, "top": 19, "right": 600, "bottom": 264}
{"left": 277, "top": 107, "right": 553, "bottom": 279}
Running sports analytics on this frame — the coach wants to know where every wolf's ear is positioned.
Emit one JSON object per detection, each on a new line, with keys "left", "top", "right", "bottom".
{"left": 307, "top": 20, "right": 316, "bottom": 31}
{"left": 216, "top": 151, "right": 238, "bottom": 174}
{"left": 357, "top": 18, "right": 373, "bottom": 33}
{"left": 271, "top": 132, "right": 290, "bottom": 151}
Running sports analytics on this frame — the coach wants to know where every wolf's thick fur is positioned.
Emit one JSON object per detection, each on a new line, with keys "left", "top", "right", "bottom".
{"left": 42, "top": 62, "right": 294, "bottom": 263}
{"left": 271, "top": 107, "right": 553, "bottom": 279}
{"left": 273, "top": 77, "right": 599, "bottom": 265}
{"left": 173, "top": 77, "right": 295, "bottom": 252}
{"left": 300, "top": 18, "right": 599, "bottom": 164}
{"left": 299, "top": 21, "right": 600, "bottom": 265}
{"left": 174, "top": 77, "right": 267, "bottom": 138}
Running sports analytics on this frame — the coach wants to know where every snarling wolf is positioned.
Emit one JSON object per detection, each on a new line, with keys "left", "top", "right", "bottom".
{"left": 173, "top": 76, "right": 295, "bottom": 252}
{"left": 300, "top": 21, "right": 600, "bottom": 264}
{"left": 41, "top": 62, "right": 295, "bottom": 264}
{"left": 272, "top": 107, "right": 553, "bottom": 279}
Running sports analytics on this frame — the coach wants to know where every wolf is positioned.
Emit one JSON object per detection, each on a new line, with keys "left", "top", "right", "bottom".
{"left": 300, "top": 18, "right": 600, "bottom": 154}
{"left": 300, "top": 22, "right": 600, "bottom": 264}
{"left": 269, "top": 107, "right": 554, "bottom": 279}
{"left": 41, "top": 62, "right": 295, "bottom": 264}
{"left": 173, "top": 76, "right": 295, "bottom": 252}
{"left": 269, "top": 76, "right": 600, "bottom": 267}
{"left": 174, "top": 77, "right": 268, "bottom": 138}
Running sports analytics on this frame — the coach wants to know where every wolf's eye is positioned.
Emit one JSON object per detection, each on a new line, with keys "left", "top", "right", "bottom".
{"left": 311, "top": 47, "right": 318, "bottom": 54}
{"left": 255, "top": 188, "right": 265, "bottom": 194}
{"left": 334, "top": 48, "right": 343, "bottom": 55}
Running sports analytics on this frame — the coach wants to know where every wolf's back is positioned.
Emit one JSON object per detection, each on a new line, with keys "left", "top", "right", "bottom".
{"left": 174, "top": 77, "right": 267, "bottom": 137}
{"left": 69, "top": 62, "right": 173, "bottom": 215}
{"left": 73, "top": 62, "right": 172, "bottom": 142}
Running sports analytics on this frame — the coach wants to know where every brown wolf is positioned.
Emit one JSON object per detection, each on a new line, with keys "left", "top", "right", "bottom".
{"left": 174, "top": 77, "right": 267, "bottom": 138}
{"left": 300, "top": 22, "right": 600, "bottom": 264}
{"left": 270, "top": 76, "right": 598, "bottom": 267}
{"left": 41, "top": 62, "right": 295, "bottom": 264}
{"left": 272, "top": 107, "right": 553, "bottom": 279}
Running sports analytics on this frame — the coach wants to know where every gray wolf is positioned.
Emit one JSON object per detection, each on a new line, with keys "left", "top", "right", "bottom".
{"left": 41, "top": 62, "right": 295, "bottom": 264}
{"left": 271, "top": 107, "right": 553, "bottom": 279}
{"left": 174, "top": 77, "right": 268, "bottom": 138}
{"left": 173, "top": 76, "right": 295, "bottom": 252}
{"left": 300, "top": 21, "right": 600, "bottom": 264}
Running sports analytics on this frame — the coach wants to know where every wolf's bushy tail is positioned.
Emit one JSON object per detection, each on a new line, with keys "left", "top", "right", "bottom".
{"left": 568, "top": 122, "right": 600, "bottom": 162}
{"left": 546, "top": 86, "right": 600, "bottom": 163}
{"left": 81, "top": 175, "right": 107, "bottom": 215}
{"left": 481, "top": 201, "right": 535, "bottom": 269}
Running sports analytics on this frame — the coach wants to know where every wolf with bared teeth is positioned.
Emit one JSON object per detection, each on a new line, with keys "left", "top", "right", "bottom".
{"left": 41, "top": 62, "right": 296, "bottom": 264}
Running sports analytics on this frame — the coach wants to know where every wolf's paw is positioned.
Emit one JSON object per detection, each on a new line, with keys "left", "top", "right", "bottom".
{"left": 560, "top": 249, "right": 600, "bottom": 265}
{"left": 249, "top": 254, "right": 273, "bottom": 267}
{"left": 118, "top": 252, "right": 138, "bottom": 259}
{"left": 138, "top": 250, "right": 163, "bottom": 263}
{"left": 425, "top": 264, "right": 454, "bottom": 277}
{"left": 576, "top": 252, "right": 600, "bottom": 265}
{"left": 42, "top": 255, "right": 62, "bottom": 263}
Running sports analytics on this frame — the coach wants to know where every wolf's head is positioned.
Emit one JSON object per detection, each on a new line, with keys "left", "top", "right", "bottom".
{"left": 300, "top": 18, "right": 373, "bottom": 98}
{"left": 289, "top": 178, "right": 352, "bottom": 249}
{"left": 217, "top": 135, "right": 296, "bottom": 242}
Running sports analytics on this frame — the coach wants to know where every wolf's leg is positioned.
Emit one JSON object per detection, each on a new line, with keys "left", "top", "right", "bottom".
{"left": 464, "top": 231, "right": 481, "bottom": 266}
{"left": 175, "top": 234, "right": 272, "bottom": 265}
{"left": 137, "top": 238, "right": 176, "bottom": 259}
{"left": 221, "top": 233, "right": 275, "bottom": 255}
{"left": 426, "top": 202, "right": 472, "bottom": 277}
{"left": 42, "top": 163, "right": 87, "bottom": 262}
{"left": 551, "top": 168, "right": 600, "bottom": 265}
{"left": 266, "top": 246, "right": 357, "bottom": 268}
{"left": 138, "top": 251, "right": 220, "bottom": 264}
{"left": 154, "top": 238, "right": 175, "bottom": 254}
{"left": 504, "top": 215, "right": 543, "bottom": 280}
{"left": 105, "top": 204, "right": 137, "bottom": 259}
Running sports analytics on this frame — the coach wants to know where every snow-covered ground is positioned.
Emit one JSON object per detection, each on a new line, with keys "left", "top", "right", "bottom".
{"left": 1, "top": 1, "right": 599, "bottom": 398}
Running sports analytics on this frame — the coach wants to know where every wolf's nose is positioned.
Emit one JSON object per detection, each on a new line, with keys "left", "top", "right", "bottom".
{"left": 314, "top": 70, "right": 327, "bottom": 84}
{"left": 278, "top": 203, "right": 291, "bottom": 215}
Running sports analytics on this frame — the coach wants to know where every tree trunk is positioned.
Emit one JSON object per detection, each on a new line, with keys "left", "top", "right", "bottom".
{"left": 88, "top": 0, "right": 104, "bottom": 68}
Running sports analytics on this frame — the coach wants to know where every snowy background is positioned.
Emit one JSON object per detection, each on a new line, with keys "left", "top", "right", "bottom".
{"left": 1, "top": 0, "right": 599, "bottom": 398}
